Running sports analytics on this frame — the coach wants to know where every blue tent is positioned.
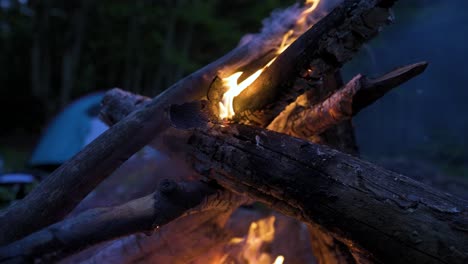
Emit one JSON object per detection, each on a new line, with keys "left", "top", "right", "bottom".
{"left": 30, "top": 93, "right": 108, "bottom": 167}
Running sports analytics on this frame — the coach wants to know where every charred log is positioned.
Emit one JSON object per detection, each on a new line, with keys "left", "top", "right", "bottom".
{"left": 231, "top": 0, "right": 397, "bottom": 126}
{"left": 184, "top": 123, "right": 468, "bottom": 264}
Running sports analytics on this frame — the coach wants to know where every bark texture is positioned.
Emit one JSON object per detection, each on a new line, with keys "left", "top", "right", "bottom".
{"left": 184, "top": 123, "right": 467, "bottom": 264}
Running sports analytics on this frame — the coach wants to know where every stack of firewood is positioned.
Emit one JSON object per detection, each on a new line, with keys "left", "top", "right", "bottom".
{"left": 0, "top": 0, "right": 466, "bottom": 263}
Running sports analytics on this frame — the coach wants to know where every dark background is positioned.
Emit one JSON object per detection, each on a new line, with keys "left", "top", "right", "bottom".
{"left": 0, "top": 0, "right": 466, "bottom": 179}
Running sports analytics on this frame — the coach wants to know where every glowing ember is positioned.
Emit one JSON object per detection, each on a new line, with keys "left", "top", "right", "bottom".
{"left": 218, "top": 0, "right": 321, "bottom": 119}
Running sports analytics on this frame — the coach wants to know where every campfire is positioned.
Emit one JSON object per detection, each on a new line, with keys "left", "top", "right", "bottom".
{"left": 219, "top": 0, "right": 321, "bottom": 120}
{"left": 0, "top": 0, "right": 466, "bottom": 263}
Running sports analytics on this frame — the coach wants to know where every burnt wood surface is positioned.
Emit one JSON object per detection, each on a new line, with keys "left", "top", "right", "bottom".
{"left": 185, "top": 123, "right": 468, "bottom": 264}
{"left": 101, "top": 94, "right": 468, "bottom": 263}
{"left": 232, "top": 0, "right": 397, "bottom": 126}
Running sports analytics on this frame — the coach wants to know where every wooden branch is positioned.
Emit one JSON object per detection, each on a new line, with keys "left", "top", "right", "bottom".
{"left": 0, "top": 180, "right": 220, "bottom": 263}
{"left": 268, "top": 62, "right": 428, "bottom": 139}
{"left": 316, "top": 72, "right": 359, "bottom": 155}
{"left": 181, "top": 124, "right": 467, "bottom": 264}
{"left": 76, "top": 192, "right": 244, "bottom": 264}
{"left": 0, "top": 1, "right": 314, "bottom": 245}
{"left": 231, "top": 0, "right": 398, "bottom": 126}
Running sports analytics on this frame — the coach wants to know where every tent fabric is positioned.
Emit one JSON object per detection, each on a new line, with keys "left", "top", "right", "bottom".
{"left": 30, "top": 93, "right": 108, "bottom": 166}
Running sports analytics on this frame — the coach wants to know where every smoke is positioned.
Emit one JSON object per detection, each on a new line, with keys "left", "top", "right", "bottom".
{"left": 238, "top": 0, "right": 343, "bottom": 50}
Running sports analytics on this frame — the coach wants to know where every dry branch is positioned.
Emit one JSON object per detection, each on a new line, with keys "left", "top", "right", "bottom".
{"left": 184, "top": 123, "right": 468, "bottom": 264}
{"left": 73, "top": 189, "right": 245, "bottom": 264}
{"left": 268, "top": 62, "right": 428, "bottom": 139}
{"left": 0, "top": 180, "right": 221, "bottom": 263}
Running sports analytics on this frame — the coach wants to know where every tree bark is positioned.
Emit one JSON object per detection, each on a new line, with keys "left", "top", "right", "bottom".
{"left": 183, "top": 123, "right": 468, "bottom": 264}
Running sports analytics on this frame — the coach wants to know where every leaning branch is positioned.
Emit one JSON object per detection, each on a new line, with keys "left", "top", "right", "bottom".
{"left": 0, "top": 180, "right": 220, "bottom": 263}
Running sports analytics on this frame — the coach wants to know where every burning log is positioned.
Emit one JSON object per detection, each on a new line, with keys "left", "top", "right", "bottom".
{"left": 182, "top": 123, "right": 467, "bottom": 264}
{"left": 96, "top": 63, "right": 466, "bottom": 260}
{"left": 268, "top": 62, "right": 428, "bottom": 139}
{"left": 225, "top": 0, "right": 397, "bottom": 127}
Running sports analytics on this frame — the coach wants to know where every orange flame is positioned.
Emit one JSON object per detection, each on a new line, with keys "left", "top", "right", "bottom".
{"left": 218, "top": 216, "right": 285, "bottom": 264}
{"left": 219, "top": 0, "right": 321, "bottom": 119}
{"left": 273, "top": 255, "right": 285, "bottom": 264}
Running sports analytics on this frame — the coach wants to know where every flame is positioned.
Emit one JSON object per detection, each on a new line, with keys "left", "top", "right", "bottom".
{"left": 219, "top": 216, "right": 285, "bottom": 264}
{"left": 219, "top": 0, "right": 321, "bottom": 119}
{"left": 273, "top": 255, "right": 285, "bottom": 264}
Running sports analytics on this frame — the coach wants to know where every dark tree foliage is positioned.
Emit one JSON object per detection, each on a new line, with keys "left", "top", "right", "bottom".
{"left": 0, "top": 0, "right": 294, "bottom": 124}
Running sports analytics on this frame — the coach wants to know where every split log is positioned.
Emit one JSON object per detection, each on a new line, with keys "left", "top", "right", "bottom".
{"left": 0, "top": 180, "right": 222, "bottom": 263}
{"left": 268, "top": 62, "right": 428, "bottom": 139}
{"left": 183, "top": 123, "right": 468, "bottom": 264}
{"left": 0, "top": 0, "right": 328, "bottom": 245}
{"left": 316, "top": 72, "right": 359, "bottom": 155}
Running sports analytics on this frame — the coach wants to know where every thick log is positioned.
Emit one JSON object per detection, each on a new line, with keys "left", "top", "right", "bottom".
{"left": 268, "top": 62, "right": 428, "bottom": 139}
{"left": 232, "top": 0, "right": 397, "bottom": 126}
{"left": 182, "top": 124, "right": 468, "bottom": 264}
{"left": 0, "top": 0, "right": 321, "bottom": 245}
{"left": 0, "top": 180, "right": 221, "bottom": 263}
